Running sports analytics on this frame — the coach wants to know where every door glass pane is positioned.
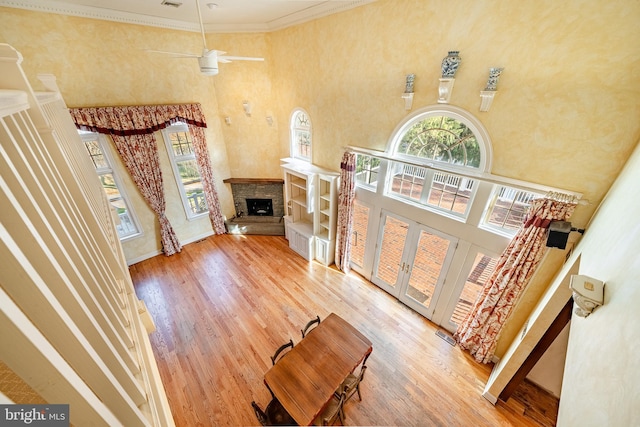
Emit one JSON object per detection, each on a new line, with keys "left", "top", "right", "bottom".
{"left": 375, "top": 215, "right": 409, "bottom": 287}
{"left": 449, "top": 252, "right": 499, "bottom": 326}
{"left": 405, "top": 230, "right": 451, "bottom": 308}
{"left": 350, "top": 200, "right": 369, "bottom": 267}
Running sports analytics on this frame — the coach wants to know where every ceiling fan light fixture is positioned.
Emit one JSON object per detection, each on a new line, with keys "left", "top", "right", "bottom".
{"left": 198, "top": 56, "right": 219, "bottom": 76}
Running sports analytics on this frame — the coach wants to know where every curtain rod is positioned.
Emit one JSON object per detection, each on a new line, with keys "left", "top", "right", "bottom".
{"left": 343, "top": 145, "right": 587, "bottom": 204}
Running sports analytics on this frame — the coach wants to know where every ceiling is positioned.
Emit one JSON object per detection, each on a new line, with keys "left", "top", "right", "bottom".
{"left": 1, "top": 0, "right": 375, "bottom": 32}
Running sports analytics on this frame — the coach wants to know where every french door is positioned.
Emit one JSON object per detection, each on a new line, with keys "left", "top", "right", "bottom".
{"left": 371, "top": 211, "right": 458, "bottom": 320}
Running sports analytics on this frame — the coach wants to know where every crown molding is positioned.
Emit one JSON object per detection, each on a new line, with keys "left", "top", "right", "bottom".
{"left": 0, "top": 0, "right": 201, "bottom": 32}
{"left": 263, "top": 0, "right": 376, "bottom": 33}
{"left": 0, "top": 0, "right": 376, "bottom": 33}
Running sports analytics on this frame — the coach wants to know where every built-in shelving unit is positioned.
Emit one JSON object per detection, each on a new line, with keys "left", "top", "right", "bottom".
{"left": 281, "top": 159, "right": 339, "bottom": 265}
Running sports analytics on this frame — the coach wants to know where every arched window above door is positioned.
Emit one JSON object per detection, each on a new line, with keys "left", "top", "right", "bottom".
{"left": 379, "top": 105, "right": 493, "bottom": 218}
{"left": 388, "top": 105, "right": 492, "bottom": 173}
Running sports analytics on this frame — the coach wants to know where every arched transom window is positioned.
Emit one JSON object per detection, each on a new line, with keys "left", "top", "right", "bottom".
{"left": 290, "top": 108, "right": 312, "bottom": 161}
{"left": 390, "top": 105, "right": 491, "bottom": 172}
{"left": 380, "top": 106, "right": 493, "bottom": 217}
{"left": 397, "top": 116, "right": 481, "bottom": 169}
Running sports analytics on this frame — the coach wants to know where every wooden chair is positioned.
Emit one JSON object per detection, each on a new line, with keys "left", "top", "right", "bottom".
{"left": 340, "top": 352, "right": 370, "bottom": 403}
{"left": 316, "top": 388, "right": 347, "bottom": 426}
{"left": 270, "top": 339, "right": 294, "bottom": 365}
{"left": 251, "top": 399, "right": 298, "bottom": 426}
{"left": 301, "top": 315, "right": 321, "bottom": 338}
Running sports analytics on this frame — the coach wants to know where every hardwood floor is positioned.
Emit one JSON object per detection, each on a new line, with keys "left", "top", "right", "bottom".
{"left": 131, "top": 234, "right": 543, "bottom": 426}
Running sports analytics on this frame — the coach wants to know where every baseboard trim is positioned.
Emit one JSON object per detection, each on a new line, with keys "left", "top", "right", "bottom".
{"left": 482, "top": 390, "right": 498, "bottom": 405}
{"left": 126, "top": 230, "right": 215, "bottom": 265}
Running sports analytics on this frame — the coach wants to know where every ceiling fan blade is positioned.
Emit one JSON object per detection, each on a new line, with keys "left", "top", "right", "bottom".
{"left": 145, "top": 49, "right": 200, "bottom": 58}
{"left": 203, "top": 49, "right": 225, "bottom": 57}
{"left": 218, "top": 56, "right": 265, "bottom": 62}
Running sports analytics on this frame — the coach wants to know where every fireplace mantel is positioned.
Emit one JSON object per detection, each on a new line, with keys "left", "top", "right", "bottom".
{"left": 223, "top": 178, "right": 284, "bottom": 185}
{"left": 224, "top": 178, "right": 285, "bottom": 235}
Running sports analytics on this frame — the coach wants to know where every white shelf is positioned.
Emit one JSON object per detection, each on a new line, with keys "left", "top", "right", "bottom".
{"left": 291, "top": 178, "right": 306, "bottom": 190}
{"left": 291, "top": 194, "right": 308, "bottom": 207}
{"left": 282, "top": 160, "right": 338, "bottom": 266}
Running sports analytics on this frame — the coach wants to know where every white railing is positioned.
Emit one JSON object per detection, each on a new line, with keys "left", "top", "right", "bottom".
{"left": 186, "top": 191, "right": 207, "bottom": 214}
{"left": 0, "top": 43, "right": 174, "bottom": 426}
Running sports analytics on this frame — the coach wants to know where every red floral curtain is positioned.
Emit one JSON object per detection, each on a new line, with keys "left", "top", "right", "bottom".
{"left": 69, "top": 103, "right": 226, "bottom": 255}
{"left": 111, "top": 133, "right": 181, "bottom": 255}
{"left": 189, "top": 125, "right": 225, "bottom": 234}
{"left": 454, "top": 195, "right": 577, "bottom": 363}
{"left": 335, "top": 152, "right": 356, "bottom": 272}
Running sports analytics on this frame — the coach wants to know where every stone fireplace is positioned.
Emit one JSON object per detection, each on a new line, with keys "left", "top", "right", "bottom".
{"left": 223, "top": 178, "right": 285, "bottom": 235}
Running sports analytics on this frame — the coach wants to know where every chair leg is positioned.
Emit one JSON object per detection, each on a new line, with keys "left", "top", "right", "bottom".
{"left": 356, "top": 384, "right": 362, "bottom": 401}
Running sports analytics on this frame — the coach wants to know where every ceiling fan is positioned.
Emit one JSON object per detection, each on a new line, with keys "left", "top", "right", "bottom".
{"left": 147, "top": 0, "right": 264, "bottom": 76}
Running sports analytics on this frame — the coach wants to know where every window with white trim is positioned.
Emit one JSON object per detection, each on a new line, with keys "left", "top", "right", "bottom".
{"left": 355, "top": 154, "right": 381, "bottom": 189}
{"left": 290, "top": 109, "right": 312, "bottom": 161}
{"left": 482, "top": 186, "right": 544, "bottom": 235}
{"left": 395, "top": 115, "right": 482, "bottom": 169}
{"left": 80, "top": 132, "right": 141, "bottom": 240}
{"left": 161, "top": 122, "right": 208, "bottom": 219}
{"left": 384, "top": 106, "right": 490, "bottom": 219}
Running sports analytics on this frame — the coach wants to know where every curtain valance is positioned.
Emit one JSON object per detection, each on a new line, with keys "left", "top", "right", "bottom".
{"left": 69, "top": 103, "right": 207, "bottom": 136}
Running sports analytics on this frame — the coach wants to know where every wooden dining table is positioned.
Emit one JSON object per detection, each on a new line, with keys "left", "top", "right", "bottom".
{"left": 264, "top": 313, "right": 373, "bottom": 426}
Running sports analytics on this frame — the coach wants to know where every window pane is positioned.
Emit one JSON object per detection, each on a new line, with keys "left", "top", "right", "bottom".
{"left": 170, "top": 131, "right": 194, "bottom": 156}
{"left": 388, "top": 162, "right": 427, "bottom": 202}
{"left": 110, "top": 197, "right": 137, "bottom": 237}
{"left": 427, "top": 172, "right": 475, "bottom": 215}
{"left": 81, "top": 134, "right": 140, "bottom": 239}
{"left": 449, "top": 252, "right": 499, "bottom": 326}
{"left": 84, "top": 139, "right": 108, "bottom": 169}
{"left": 485, "top": 186, "right": 542, "bottom": 232}
{"left": 295, "top": 130, "right": 311, "bottom": 159}
{"left": 355, "top": 154, "right": 380, "bottom": 188}
{"left": 291, "top": 110, "right": 311, "bottom": 161}
{"left": 396, "top": 116, "right": 480, "bottom": 169}
{"left": 177, "top": 159, "right": 207, "bottom": 214}
{"left": 100, "top": 173, "right": 119, "bottom": 200}
{"left": 387, "top": 164, "right": 474, "bottom": 218}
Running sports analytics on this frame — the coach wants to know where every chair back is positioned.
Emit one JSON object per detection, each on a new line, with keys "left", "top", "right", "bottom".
{"left": 251, "top": 401, "right": 268, "bottom": 426}
{"left": 322, "top": 388, "right": 347, "bottom": 426}
{"left": 270, "top": 339, "right": 294, "bottom": 365}
{"left": 252, "top": 399, "right": 298, "bottom": 426}
{"left": 343, "top": 352, "right": 370, "bottom": 403}
{"left": 301, "top": 315, "right": 321, "bottom": 338}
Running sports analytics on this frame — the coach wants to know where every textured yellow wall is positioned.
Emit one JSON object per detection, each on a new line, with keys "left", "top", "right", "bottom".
{"left": 269, "top": 0, "right": 640, "bottom": 228}
{"left": 1, "top": 0, "right": 639, "bottom": 359}
{"left": 557, "top": 138, "right": 640, "bottom": 426}
{"left": 0, "top": 8, "right": 240, "bottom": 260}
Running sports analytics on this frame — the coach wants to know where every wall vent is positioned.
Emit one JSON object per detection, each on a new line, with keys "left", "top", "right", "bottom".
{"left": 161, "top": 0, "right": 183, "bottom": 8}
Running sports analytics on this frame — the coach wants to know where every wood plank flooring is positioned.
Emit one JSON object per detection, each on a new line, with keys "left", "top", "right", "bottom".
{"left": 131, "top": 234, "right": 543, "bottom": 426}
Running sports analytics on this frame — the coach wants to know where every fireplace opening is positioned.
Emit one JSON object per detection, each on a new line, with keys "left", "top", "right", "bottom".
{"left": 246, "top": 198, "right": 273, "bottom": 216}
